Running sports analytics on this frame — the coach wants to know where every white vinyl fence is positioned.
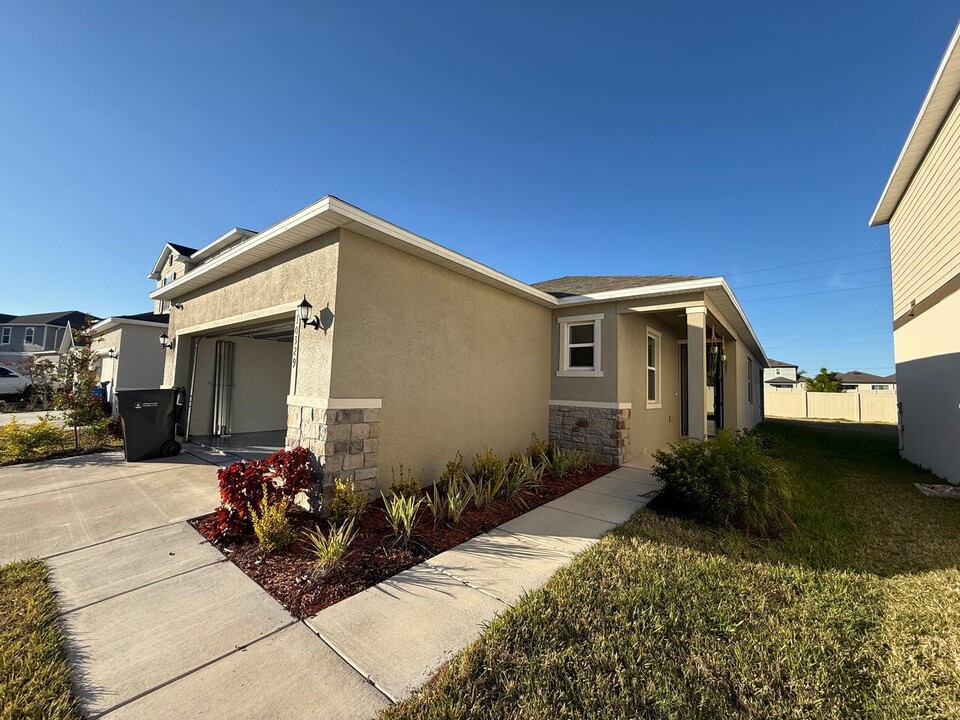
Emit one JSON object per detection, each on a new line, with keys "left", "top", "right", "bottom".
{"left": 764, "top": 390, "right": 897, "bottom": 424}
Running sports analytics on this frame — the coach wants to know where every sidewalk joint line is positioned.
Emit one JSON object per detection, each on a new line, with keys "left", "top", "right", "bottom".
{"left": 43, "top": 521, "right": 211, "bottom": 560}
{"left": 299, "top": 620, "right": 396, "bottom": 705}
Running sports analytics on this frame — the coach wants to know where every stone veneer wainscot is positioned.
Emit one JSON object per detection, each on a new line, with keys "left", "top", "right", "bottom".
{"left": 548, "top": 403, "right": 630, "bottom": 466}
{"left": 286, "top": 398, "right": 381, "bottom": 513}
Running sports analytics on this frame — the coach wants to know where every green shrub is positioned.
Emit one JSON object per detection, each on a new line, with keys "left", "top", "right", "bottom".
{"left": 303, "top": 519, "right": 356, "bottom": 577}
{"left": 440, "top": 451, "right": 467, "bottom": 488}
{"left": 85, "top": 417, "right": 112, "bottom": 449}
{"left": 651, "top": 429, "right": 794, "bottom": 537}
{"left": 389, "top": 463, "right": 424, "bottom": 499}
{"left": 446, "top": 476, "right": 474, "bottom": 525}
{"left": 249, "top": 486, "right": 296, "bottom": 552}
{"left": 468, "top": 468, "right": 506, "bottom": 512}
{"left": 544, "top": 445, "right": 591, "bottom": 481}
{"left": 328, "top": 476, "right": 368, "bottom": 527}
{"left": 382, "top": 491, "right": 421, "bottom": 547}
{"left": 527, "top": 433, "right": 553, "bottom": 461}
{"left": 472, "top": 447, "right": 504, "bottom": 484}
{"left": 0, "top": 417, "right": 67, "bottom": 461}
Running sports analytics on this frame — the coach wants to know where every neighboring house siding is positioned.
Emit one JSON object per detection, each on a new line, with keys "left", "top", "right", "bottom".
{"left": 888, "top": 94, "right": 960, "bottom": 322}
{"left": 893, "top": 286, "right": 960, "bottom": 482}
{"left": 330, "top": 228, "right": 551, "bottom": 484}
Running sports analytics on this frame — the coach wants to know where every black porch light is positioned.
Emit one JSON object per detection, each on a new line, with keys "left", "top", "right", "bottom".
{"left": 107, "top": 348, "right": 117, "bottom": 360}
{"left": 298, "top": 296, "right": 321, "bottom": 330}
{"left": 159, "top": 332, "right": 174, "bottom": 349}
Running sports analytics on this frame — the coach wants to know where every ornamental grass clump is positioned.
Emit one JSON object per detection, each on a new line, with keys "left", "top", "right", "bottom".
{"left": 249, "top": 485, "right": 296, "bottom": 552}
{"left": 543, "top": 445, "right": 591, "bottom": 481}
{"left": 303, "top": 519, "right": 357, "bottom": 578}
{"left": 382, "top": 491, "right": 421, "bottom": 547}
{"left": 446, "top": 475, "right": 474, "bottom": 525}
{"left": 501, "top": 452, "right": 541, "bottom": 507}
{"left": 652, "top": 429, "right": 794, "bottom": 538}
{"left": 423, "top": 482, "right": 449, "bottom": 527}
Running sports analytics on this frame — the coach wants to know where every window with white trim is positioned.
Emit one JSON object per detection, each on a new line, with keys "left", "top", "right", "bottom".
{"left": 557, "top": 314, "right": 603, "bottom": 377}
{"left": 871, "top": 384, "right": 889, "bottom": 391}
{"left": 0, "top": 327, "right": 9, "bottom": 345}
{"left": 646, "top": 328, "right": 661, "bottom": 408}
{"left": 748, "top": 357, "right": 754, "bottom": 403}
{"left": 24, "top": 327, "right": 35, "bottom": 345}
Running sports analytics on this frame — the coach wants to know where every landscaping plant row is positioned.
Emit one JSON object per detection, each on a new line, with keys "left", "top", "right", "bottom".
{"left": 195, "top": 436, "right": 613, "bottom": 618}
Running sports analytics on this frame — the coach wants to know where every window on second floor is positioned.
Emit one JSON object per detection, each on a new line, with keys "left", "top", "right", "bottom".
{"left": 24, "top": 327, "right": 34, "bottom": 345}
{"left": 162, "top": 272, "right": 176, "bottom": 286}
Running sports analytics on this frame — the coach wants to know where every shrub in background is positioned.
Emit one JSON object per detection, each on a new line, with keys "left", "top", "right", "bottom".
{"left": 652, "top": 430, "right": 794, "bottom": 538}
{"left": 303, "top": 519, "right": 356, "bottom": 578}
{"left": 328, "top": 476, "right": 368, "bottom": 527}
{"left": 501, "top": 453, "right": 540, "bottom": 507}
{"left": 543, "top": 445, "right": 591, "bottom": 481}
{"left": 527, "top": 433, "right": 553, "bottom": 462}
{"left": 0, "top": 417, "right": 66, "bottom": 461}
{"left": 249, "top": 486, "right": 296, "bottom": 552}
{"left": 389, "top": 463, "right": 424, "bottom": 499}
{"left": 472, "top": 447, "right": 504, "bottom": 484}
{"left": 440, "top": 451, "right": 467, "bottom": 488}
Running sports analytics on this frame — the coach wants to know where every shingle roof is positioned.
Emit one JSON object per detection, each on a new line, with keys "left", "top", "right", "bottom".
{"left": 168, "top": 243, "right": 198, "bottom": 256}
{"left": 2, "top": 311, "right": 96, "bottom": 327}
{"left": 532, "top": 275, "right": 706, "bottom": 297}
{"left": 765, "top": 376, "right": 803, "bottom": 384}
{"left": 836, "top": 371, "right": 893, "bottom": 384}
{"left": 767, "top": 358, "right": 798, "bottom": 368}
{"left": 0, "top": 313, "right": 13, "bottom": 323}
{"left": 114, "top": 312, "right": 169, "bottom": 324}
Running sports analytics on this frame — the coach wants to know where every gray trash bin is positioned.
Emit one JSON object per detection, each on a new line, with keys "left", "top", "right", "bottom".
{"left": 115, "top": 388, "right": 184, "bottom": 462}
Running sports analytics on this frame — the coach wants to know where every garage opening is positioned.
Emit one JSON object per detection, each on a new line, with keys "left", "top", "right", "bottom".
{"left": 188, "top": 319, "right": 294, "bottom": 460}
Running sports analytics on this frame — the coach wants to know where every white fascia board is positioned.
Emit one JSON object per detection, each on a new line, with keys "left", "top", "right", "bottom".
{"left": 870, "top": 22, "right": 960, "bottom": 227}
{"left": 150, "top": 195, "right": 560, "bottom": 307}
{"left": 190, "top": 228, "right": 258, "bottom": 262}
{"left": 712, "top": 279, "right": 768, "bottom": 367}
{"left": 555, "top": 277, "right": 726, "bottom": 304}
{"left": 91, "top": 317, "right": 169, "bottom": 334}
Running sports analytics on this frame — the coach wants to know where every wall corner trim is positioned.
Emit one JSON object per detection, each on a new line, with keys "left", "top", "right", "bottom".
{"left": 548, "top": 399, "right": 632, "bottom": 409}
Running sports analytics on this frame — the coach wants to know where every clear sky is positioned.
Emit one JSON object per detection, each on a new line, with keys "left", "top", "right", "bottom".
{"left": 1, "top": 2, "right": 956, "bottom": 375}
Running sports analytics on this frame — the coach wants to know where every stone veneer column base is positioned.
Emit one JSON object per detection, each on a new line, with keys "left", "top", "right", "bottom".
{"left": 285, "top": 399, "right": 381, "bottom": 514}
{"left": 548, "top": 403, "right": 630, "bottom": 466}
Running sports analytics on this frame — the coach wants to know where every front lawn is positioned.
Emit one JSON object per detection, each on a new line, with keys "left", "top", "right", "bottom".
{"left": 383, "top": 420, "right": 960, "bottom": 719}
{"left": 0, "top": 560, "right": 82, "bottom": 720}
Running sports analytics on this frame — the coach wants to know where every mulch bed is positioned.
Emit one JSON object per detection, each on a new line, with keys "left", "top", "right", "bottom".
{"left": 191, "top": 464, "right": 615, "bottom": 619}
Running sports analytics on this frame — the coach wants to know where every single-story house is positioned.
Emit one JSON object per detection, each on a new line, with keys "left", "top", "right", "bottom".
{"left": 149, "top": 196, "right": 767, "bottom": 505}
{"left": 870, "top": 23, "right": 960, "bottom": 482}
{"left": 836, "top": 371, "right": 896, "bottom": 395}
{"left": 90, "top": 312, "right": 170, "bottom": 406}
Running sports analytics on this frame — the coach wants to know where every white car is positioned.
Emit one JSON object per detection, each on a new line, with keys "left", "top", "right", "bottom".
{"left": 0, "top": 365, "right": 32, "bottom": 396}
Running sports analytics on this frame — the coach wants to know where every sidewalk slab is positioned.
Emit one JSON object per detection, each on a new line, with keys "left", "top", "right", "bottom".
{"left": 62, "top": 560, "right": 294, "bottom": 717}
{"left": 496, "top": 504, "right": 616, "bottom": 553}
{"left": 0, "top": 462, "right": 219, "bottom": 564}
{"left": 48, "top": 523, "right": 224, "bottom": 612}
{"left": 577, "top": 474, "right": 660, "bottom": 502}
{"left": 545, "top": 487, "right": 645, "bottom": 524}
{"left": 102, "top": 622, "right": 389, "bottom": 720}
{"left": 602, "top": 465, "right": 662, "bottom": 485}
{"left": 306, "top": 563, "right": 505, "bottom": 702}
{"left": 425, "top": 529, "right": 573, "bottom": 604}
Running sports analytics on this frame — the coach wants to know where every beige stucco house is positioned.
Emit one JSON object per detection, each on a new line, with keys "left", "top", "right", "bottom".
{"left": 90, "top": 313, "right": 170, "bottom": 407}
{"left": 870, "top": 23, "right": 960, "bottom": 483}
{"left": 149, "top": 196, "right": 767, "bottom": 501}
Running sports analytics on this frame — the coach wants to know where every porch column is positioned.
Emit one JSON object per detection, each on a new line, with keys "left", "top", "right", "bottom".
{"left": 686, "top": 307, "right": 708, "bottom": 439}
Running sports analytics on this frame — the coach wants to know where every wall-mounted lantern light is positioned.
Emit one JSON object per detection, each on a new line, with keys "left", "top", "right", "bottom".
{"left": 298, "top": 296, "right": 321, "bottom": 330}
{"left": 159, "top": 332, "right": 174, "bottom": 349}
{"left": 173, "top": 303, "right": 184, "bottom": 311}
{"left": 107, "top": 348, "right": 117, "bottom": 360}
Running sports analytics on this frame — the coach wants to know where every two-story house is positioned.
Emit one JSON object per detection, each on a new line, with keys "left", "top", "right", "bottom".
{"left": 763, "top": 359, "right": 806, "bottom": 391}
{"left": 0, "top": 311, "right": 96, "bottom": 367}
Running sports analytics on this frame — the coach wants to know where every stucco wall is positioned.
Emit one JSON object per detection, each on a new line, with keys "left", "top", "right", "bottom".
{"left": 163, "top": 229, "right": 340, "bottom": 402}
{"left": 616, "top": 313, "right": 681, "bottom": 456}
{"left": 549, "top": 302, "right": 619, "bottom": 404}
{"left": 329, "top": 228, "right": 551, "bottom": 486}
{"left": 893, "top": 286, "right": 960, "bottom": 483}
{"left": 114, "top": 324, "right": 167, "bottom": 391}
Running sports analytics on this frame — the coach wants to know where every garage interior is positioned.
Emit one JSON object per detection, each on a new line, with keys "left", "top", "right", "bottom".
{"left": 187, "top": 319, "right": 294, "bottom": 461}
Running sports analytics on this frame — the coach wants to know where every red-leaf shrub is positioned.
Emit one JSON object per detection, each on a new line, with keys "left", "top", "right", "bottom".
{"left": 201, "top": 447, "right": 316, "bottom": 541}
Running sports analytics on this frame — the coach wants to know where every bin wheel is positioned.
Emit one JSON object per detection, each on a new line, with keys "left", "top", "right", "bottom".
{"left": 161, "top": 440, "right": 182, "bottom": 457}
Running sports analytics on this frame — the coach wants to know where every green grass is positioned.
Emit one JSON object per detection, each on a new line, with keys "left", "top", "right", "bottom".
{"left": 0, "top": 560, "right": 83, "bottom": 720}
{"left": 382, "top": 420, "right": 960, "bottom": 719}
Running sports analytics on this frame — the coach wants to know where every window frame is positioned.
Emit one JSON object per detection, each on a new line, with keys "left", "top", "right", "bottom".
{"left": 24, "top": 327, "right": 35, "bottom": 345}
{"left": 645, "top": 327, "right": 662, "bottom": 408}
{"left": 748, "top": 357, "right": 754, "bottom": 404}
{"left": 0, "top": 327, "right": 9, "bottom": 345}
{"left": 556, "top": 314, "right": 604, "bottom": 378}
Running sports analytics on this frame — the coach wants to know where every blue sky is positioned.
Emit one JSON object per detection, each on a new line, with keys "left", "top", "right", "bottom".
{"left": 1, "top": 2, "right": 956, "bottom": 375}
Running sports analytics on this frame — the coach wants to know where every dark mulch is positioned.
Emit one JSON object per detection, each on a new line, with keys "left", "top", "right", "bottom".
{"left": 192, "top": 464, "right": 615, "bottom": 619}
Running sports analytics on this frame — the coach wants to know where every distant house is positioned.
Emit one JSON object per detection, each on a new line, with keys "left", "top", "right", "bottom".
{"left": 90, "top": 313, "right": 170, "bottom": 405}
{"left": 0, "top": 311, "right": 98, "bottom": 367}
{"left": 870, "top": 23, "right": 960, "bottom": 482}
{"left": 763, "top": 359, "right": 806, "bottom": 391}
{"left": 836, "top": 371, "right": 897, "bottom": 395}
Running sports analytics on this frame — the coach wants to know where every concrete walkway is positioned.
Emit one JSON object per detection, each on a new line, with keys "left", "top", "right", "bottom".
{"left": 0, "top": 451, "right": 660, "bottom": 717}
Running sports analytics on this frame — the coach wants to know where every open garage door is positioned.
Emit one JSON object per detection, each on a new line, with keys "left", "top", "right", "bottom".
{"left": 188, "top": 319, "right": 294, "bottom": 459}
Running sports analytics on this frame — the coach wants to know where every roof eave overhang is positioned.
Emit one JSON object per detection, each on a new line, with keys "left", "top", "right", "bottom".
{"left": 556, "top": 277, "right": 768, "bottom": 366}
{"left": 870, "top": 22, "right": 960, "bottom": 227}
{"left": 91, "top": 316, "right": 169, "bottom": 334}
{"left": 150, "top": 196, "right": 559, "bottom": 308}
